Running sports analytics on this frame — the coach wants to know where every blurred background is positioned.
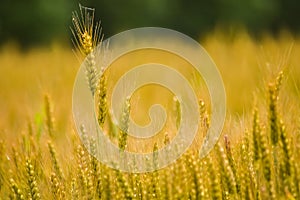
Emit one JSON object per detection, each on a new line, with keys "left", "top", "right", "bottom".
{"left": 0, "top": 0, "right": 300, "bottom": 48}
{"left": 0, "top": 0, "right": 299, "bottom": 134}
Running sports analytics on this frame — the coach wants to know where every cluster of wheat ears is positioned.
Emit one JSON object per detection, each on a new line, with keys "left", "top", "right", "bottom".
{"left": 1, "top": 5, "right": 300, "bottom": 200}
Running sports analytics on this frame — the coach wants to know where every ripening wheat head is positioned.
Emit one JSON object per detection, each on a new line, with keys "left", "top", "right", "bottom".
{"left": 71, "top": 4, "right": 103, "bottom": 56}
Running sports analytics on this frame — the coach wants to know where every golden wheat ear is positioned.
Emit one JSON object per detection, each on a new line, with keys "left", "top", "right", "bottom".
{"left": 71, "top": 4, "right": 104, "bottom": 96}
{"left": 71, "top": 4, "right": 103, "bottom": 57}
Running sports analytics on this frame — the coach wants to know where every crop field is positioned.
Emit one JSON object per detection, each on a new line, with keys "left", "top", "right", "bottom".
{"left": 0, "top": 27, "right": 300, "bottom": 200}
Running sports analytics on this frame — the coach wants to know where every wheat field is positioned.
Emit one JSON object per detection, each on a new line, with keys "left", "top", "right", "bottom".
{"left": 0, "top": 28, "right": 300, "bottom": 199}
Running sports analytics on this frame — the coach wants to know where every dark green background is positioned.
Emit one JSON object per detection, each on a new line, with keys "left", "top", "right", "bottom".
{"left": 0, "top": 0, "right": 299, "bottom": 47}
